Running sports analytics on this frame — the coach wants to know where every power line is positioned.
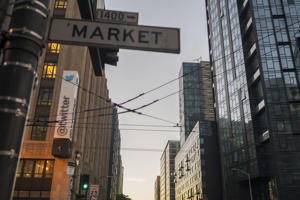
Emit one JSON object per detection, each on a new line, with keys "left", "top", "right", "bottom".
{"left": 36, "top": 66, "right": 179, "bottom": 125}
{"left": 108, "top": 20, "right": 300, "bottom": 107}
{"left": 26, "top": 124, "right": 187, "bottom": 133}
{"left": 30, "top": 20, "right": 300, "bottom": 126}
{"left": 118, "top": 66, "right": 205, "bottom": 105}
{"left": 32, "top": 43, "right": 294, "bottom": 125}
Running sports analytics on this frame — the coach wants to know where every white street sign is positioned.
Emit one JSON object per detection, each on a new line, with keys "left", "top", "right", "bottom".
{"left": 49, "top": 18, "right": 180, "bottom": 54}
{"left": 66, "top": 162, "right": 75, "bottom": 175}
{"left": 96, "top": 9, "right": 138, "bottom": 25}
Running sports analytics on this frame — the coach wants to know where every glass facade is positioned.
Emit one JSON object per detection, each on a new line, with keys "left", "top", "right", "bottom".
{"left": 179, "top": 62, "right": 214, "bottom": 146}
{"left": 206, "top": 0, "right": 300, "bottom": 199}
{"left": 160, "top": 141, "right": 180, "bottom": 200}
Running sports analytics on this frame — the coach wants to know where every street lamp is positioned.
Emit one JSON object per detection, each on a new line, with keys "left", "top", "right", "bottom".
{"left": 75, "top": 151, "right": 81, "bottom": 166}
{"left": 231, "top": 168, "right": 253, "bottom": 200}
{"left": 72, "top": 151, "right": 81, "bottom": 199}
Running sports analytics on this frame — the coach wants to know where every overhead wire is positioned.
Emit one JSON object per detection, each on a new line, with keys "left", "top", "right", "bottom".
{"left": 26, "top": 124, "right": 186, "bottom": 133}
{"left": 35, "top": 65, "right": 179, "bottom": 125}
{"left": 107, "top": 19, "right": 300, "bottom": 106}
{"left": 28, "top": 20, "right": 300, "bottom": 128}
{"left": 30, "top": 40, "right": 297, "bottom": 126}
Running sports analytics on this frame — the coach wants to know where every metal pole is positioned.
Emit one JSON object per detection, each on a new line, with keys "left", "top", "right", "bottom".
{"left": 247, "top": 173, "right": 253, "bottom": 200}
{"left": 232, "top": 168, "right": 253, "bottom": 200}
{"left": 0, "top": 0, "right": 49, "bottom": 199}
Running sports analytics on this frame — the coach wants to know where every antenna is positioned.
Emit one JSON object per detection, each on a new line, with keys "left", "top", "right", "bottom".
{"left": 190, "top": 57, "right": 203, "bottom": 62}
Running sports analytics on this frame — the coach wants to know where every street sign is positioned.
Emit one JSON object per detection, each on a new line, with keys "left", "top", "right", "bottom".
{"left": 88, "top": 185, "right": 99, "bottom": 200}
{"left": 96, "top": 9, "right": 138, "bottom": 25}
{"left": 49, "top": 18, "right": 180, "bottom": 54}
{"left": 66, "top": 162, "right": 76, "bottom": 175}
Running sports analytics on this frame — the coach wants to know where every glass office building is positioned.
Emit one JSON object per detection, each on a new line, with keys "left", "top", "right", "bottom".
{"left": 206, "top": 0, "right": 300, "bottom": 199}
{"left": 179, "top": 62, "right": 214, "bottom": 147}
{"left": 160, "top": 141, "right": 180, "bottom": 200}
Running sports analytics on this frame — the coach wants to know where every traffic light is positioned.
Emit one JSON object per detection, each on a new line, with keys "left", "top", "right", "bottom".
{"left": 100, "top": 48, "right": 119, "bottom": 66}
{"left": 79, "top": 174, "right": 90, "bottom": 196}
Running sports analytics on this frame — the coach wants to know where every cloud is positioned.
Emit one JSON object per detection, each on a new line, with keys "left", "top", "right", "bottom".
{"left": 127, "top": 178, "right": 147, "bottom": 183}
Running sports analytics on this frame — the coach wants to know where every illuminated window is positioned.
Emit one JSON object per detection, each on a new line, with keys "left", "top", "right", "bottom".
{"left": 34, "top": 160, "right": 45, "bottom": 178}
{"left": 54, "top": 0, "right": 68, "bottom": 9}
{"left": 16, "top": 159, "right": 55, "bottom": 178}
{"left": 45, "top": 160, "right": 54, "bottom": 178}
{"left": 42, "top": 63, "right": 57, "bottom": 79}
{"left": 47, "top": 42, "right": 60, "bottom": 54}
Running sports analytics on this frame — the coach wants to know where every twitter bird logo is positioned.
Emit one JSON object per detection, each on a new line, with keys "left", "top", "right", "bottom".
{"left": 65, "top": 75, "right": 74, "bottom": 81}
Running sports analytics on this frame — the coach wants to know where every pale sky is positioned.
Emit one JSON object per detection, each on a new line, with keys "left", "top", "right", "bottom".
{"left": 104, "top": 0, "right": 209, "bottom": 199}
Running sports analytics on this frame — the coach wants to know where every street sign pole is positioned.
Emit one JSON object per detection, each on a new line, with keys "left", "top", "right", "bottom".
{"left": 0, "top": 0, "right": 49, "bottom": 199}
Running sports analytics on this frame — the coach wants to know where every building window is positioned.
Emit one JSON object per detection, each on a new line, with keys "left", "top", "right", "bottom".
{"left": 31, "top": 123, "right": 47, "bottom": 141}
{"left": 13, "top": 190, "right": 50, "bottom": 199}
{"left": 17, "top": 159, "right": 55, "bottom": 178}
{"left": 278, "top": 45, "right": 294, "bottom": 69}
{"left": 34, "top": 160, "right": 45, "bottom": 178}
{"left": 284, "top": 72, "right": 298, "bottom": 87}
{"left": 23, "top": 160, "right": 34, "bottom": 178}
{"left": 283, "top": 72, "right": 300, "bottom": 100}
{"left": 16, "top": 159, "right": 23, "bottom": 178}
{"left": 47, "top": 43, "right": 60, "bottom": 54}
{"left": 37, "top": 88, "right": 53, "bottom": 106}
{"left": 42, "top": 63, "right": 57, "bottom": 79}
{"left": 45, "top": 160, "right": 54, "bottom": 178}
{"left": 54, "top": 0, "right": 68, "bottom": 9}
{"left": 273, "top": 18, "right": 289, "bottom": 42}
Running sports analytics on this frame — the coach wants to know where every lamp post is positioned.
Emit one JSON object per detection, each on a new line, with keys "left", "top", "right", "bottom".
{"left": 232, "top": 168, "right": 253, "bottom": 200}
{"left": 72, "top": 151, "right": 81, "bottom": 200}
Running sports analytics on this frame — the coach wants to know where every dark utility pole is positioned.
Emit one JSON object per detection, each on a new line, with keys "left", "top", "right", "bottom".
{"left": 0, "top": 0, "right": 10, "bottom": 29}
{"left": 0, "top": 0, "right": 49, "bottom": 199}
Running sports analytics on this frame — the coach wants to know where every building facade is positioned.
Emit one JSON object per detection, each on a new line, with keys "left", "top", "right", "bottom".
{"left": 160, "top": 141, "right": 180, "bottom": 200}
{"left": 175, "top": 122, "right": 222, "bottom": 200}
{"left": 12, "top": 0, "right": 119, "bottom": 199}
{"left": 179, "top": 61, "right": 214, "bottom": 146}
{"left": 117, "top": 157, "right": 124, "bottom": 195}
{"left": 154, "top": 176, "right": 160, "bottom": 200}
{"left": 296, "top": 36, "right": 300, "bottom": 67}
{"left": 206, "top": 0, "right": 300, "bottom": 199}
{"left": 176, "top": 60, "right": 222, "bottom": 200}
{"left": 108, "top": 107, "right": 123, "bottom": 200}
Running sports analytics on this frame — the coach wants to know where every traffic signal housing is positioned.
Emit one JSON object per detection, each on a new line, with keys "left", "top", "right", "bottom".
{"left": 100, "top": 48, "right": 119, "bottom": 66}
{"left": 79, "top": 174, "right": 90, "bottom": 196}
